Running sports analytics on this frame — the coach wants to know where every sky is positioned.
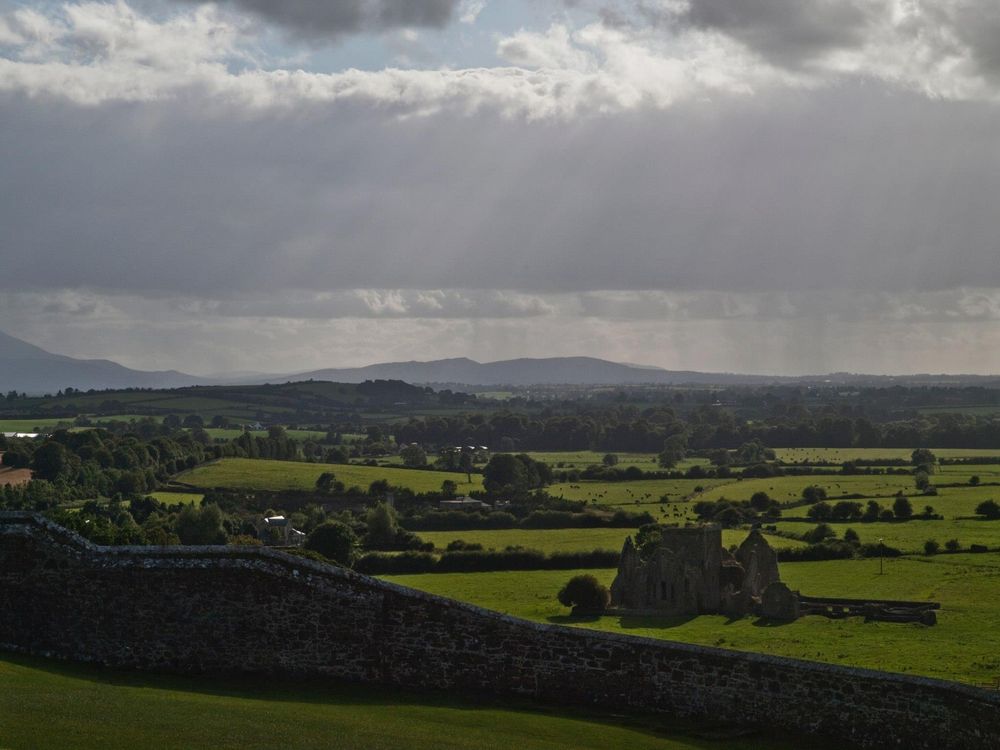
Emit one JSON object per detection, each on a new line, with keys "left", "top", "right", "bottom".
{"left": 2, "top": 0, "right": 1000, "bottom": 376}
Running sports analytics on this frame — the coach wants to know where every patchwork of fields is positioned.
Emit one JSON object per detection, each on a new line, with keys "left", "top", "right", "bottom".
{"left": 417, "top": 528, "right": 806, "bottom": 554}
{"left": 179, "top": 458, "right": 482, "bottom": 494}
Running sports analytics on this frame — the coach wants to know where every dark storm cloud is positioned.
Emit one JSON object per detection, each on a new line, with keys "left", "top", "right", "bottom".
{"left": 172, "top": 0, "right": 460, "bottom": 37}
{"left": 3, "top": 86, "right": 1000, "bottom": 297}
{"left": 682, "top": 0, "right": 879, "bottom": 66}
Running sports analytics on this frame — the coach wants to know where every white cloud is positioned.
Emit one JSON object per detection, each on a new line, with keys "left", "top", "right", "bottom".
{"left": 459, "top": 0, "right": 487, "bottom": 25}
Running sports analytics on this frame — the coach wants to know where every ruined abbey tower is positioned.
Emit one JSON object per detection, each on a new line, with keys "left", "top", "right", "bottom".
{"left": 609, "top": 526, "right": 781, "bottom": 618}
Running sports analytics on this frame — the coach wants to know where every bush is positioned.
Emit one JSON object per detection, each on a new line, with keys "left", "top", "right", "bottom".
{"left": 803, "top": 523, "right": 836, "bottom": 544}
{"left": 557, "top": 574, "right": 611, "bottom": 611}
{"left": 445, "top": 539, "right": 484, "bottom": 551}
{"left": 304, "top": 521, "right": 357, "bottom": 566}
{"left": 945, "top": 539, "right": 961, "bottom": 552}
{"left": 976, "top": 500, "right": 1000, "bottom": 519}
{"left": 923, "top": 539, "right": 940, "bottom": 556}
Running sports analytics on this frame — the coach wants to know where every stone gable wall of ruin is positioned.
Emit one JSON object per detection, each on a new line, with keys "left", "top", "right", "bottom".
{"left": 1, "top": 512, "right": 997, "bottom": 749}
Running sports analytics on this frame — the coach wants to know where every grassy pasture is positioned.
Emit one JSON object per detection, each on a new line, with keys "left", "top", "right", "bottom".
{"left": 202, "top": 428, "right": 329, "bottom": 441}
{"left": 0, "top": 417, "right": 76, "bottom": 433}
{"left": 775, "top": 447, "right": 1000, "bottom": 463}
{"left": 417, "top": 528, "right": 806, "bottom": 554}
{"left": 386, "top": 552, "right": 1000, "bottom": 686}
{"left": 525, "top": 452, "right": 709, "bottom": 472}
{"left": 0, "top": 653, "right": 800, "bottom": 750}
{"left": 695, "top": 475, "right": 920, "bottom": 504}
{"left": 549, "top": 479, "right": 728, "bottom": 507}
{"left": 150, "top": 492, "right": 204, "bottom": 507}
{"left": 179, "top": 458, "right": 482, "bottom": 494}
{"left": 776, "top": 519, "right": 1000, "bottom": 553}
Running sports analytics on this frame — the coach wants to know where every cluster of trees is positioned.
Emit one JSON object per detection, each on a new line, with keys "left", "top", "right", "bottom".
{"left": 692, "top": 492, "right": 783, "bottom": 527}
{"left": 0, "top": 429, "right": 214, "bottom": 509}
{"left": 391, "top": 409, "right": 1000, "bottom": 453}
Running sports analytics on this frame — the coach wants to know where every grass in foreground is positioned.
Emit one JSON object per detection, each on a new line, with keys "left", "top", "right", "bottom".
{"left": 385, "top": 553, "right": 1000, "bottom": 686}
{"left": 0, "top": 653, "right": 815, "bottom": 750}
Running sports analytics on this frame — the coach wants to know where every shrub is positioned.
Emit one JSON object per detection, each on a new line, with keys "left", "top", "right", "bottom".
{"left": 945, "top": 539, "right": 961, "bottom": 552}
{"left": 557, "top": 574, "right": 611, "bottom": 612}
{"left": 445, "top": 539, "right": 484, "bottom": 551}
{"left": 892, "top": 495, "right": 913, "bottom": 520}
{"left": 923, "top": 539, "right": 940, "bottom": 556}
{"left": 803, "top": 523, "right": 836, "bottom": 544}
{"left": 976, "top": 500, "right": 1000, "bottom": 519}
{"left": 304, "top": 521, "right": 357, "bottom": 566}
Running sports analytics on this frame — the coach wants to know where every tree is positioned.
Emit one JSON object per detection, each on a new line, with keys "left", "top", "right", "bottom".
{"left": 399, "top": 444, "right": 427, "bottom": 468}
{"left": 976, "top": 499, "right": 1000, "bottom": 519}
{"left": 970, "top": 475, "right": 981, "bottom": 486}
{"left": 734, "top": 440, "right": 775, "bottom": 465}
{"left": 844, "top": 528, "right": 860, "bottom": 544}
{"left": 458, "top": 452, "right": 474, "bottom": 483}
{"left": 369, "top": 479, "right": 390, "bottom": 498}
{"left": 911, "top": 448, "right": 937, "bottom": 473}
{"left": 304, "top": 521, "right": 357, "bottom": 566}
{"left": 365, "top": 502, "right": 399, "bottom": 548}
{"left": 914, "top": 470, "right": 931, "bottom": 492}
{"left": 892, "top": 495, "right": 913, "bottom": 520}
{"left": 862, "top": 500, "right": 881, "bottom": 522}
{"left": 441, "top": 479, "right": 457, "bottom": 498}
{"left": 801, "top": 485, "right": 827, "bottom": 505}
{"left": 557, "top": 574, "right": 610, "bottom": 612}
{"left": 807, "top": 502, "right": 832, "bottom": 522}
{"left": 749, "top": 491, "right": 772, "bottom": 512}
{"left": 316, "top": 472, "right": 344, "bottom": 494}
{"left": 945, "top": 539, "right": 961, "bottom": 552}
{"left": 174, "top": 504, "right": 227, "bottom": 545}
{"left": 31, "top": 441, "right": 71, "bottom": 481}
{"left": 804, "top": 524, "right": 835, "bottom": 544}
{"left": 923, "top": 539, "right": 940, "bottom": 556}
{"left": 602, "top": 453, "right": 619, "bottom": 467}
{"left": 657, "top": 434, "right": 687, "bottom": 469}
{"left": 482, "top": 454, "right": 550, "bottom": 494}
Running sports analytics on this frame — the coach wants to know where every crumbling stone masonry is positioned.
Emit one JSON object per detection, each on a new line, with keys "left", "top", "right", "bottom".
{"left": 1, "top": 512, "right": 997, "bottom": 750}
{"left": 610, "top": 526, "right": 781, "bottom": 618}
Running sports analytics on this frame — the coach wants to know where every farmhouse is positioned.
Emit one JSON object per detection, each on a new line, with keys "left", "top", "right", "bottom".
{"left": 258, "top": 515, "right": 306, "bottom": 547}
{"left": 438, "top": 496, "right": 491, "bottom": 511}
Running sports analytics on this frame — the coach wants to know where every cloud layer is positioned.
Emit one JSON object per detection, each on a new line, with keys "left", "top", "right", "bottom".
{"left": 3, "top": 1, "right": 1000, "bottom": 374}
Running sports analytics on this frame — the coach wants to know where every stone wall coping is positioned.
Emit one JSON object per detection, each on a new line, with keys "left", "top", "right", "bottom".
{"left": 3, "top": 511, "right": 997, "bottom": 704}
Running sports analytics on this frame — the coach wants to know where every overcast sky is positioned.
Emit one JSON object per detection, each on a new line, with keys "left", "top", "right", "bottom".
{"left": 3, "top": 0, "right": 1000, "bottom": 376}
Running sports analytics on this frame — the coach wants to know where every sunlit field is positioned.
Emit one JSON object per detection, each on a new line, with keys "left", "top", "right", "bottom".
{"left": 386, "top": 552, "right": 1000, "bottom": 686}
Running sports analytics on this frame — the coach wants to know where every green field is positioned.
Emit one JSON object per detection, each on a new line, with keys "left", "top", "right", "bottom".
{"left": 150, "top": 492, "right": 204, "bottom": 507}
{"left": 386, "top": 552, "right": 1000, "bottom": 686}
{"left": 775, "top": 447, "right": 1000, "bottom": 463}
{"left": 418, "top": 528, "right": 805, "bottom": 554}
{"left": 0, "top": 417, "right": 76, "bottom": 433}
{"left": 0, "top": 653, "right": 812, "bottom": 750}
{"left": 179, "top": 458, "right": 482, "bottom": 494}
{"left": 202, "top": 428, "right": 330, "bottom": 441}
{"left": 549, "top": 479, "right": 727, "bottom": 507}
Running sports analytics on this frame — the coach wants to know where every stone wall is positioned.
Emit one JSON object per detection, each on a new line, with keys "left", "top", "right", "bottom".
{"left": 2, "top": 512, "right": 998, "bottom": 749}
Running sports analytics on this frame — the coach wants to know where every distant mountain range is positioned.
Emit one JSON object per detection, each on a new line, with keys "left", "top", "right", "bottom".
{"left": 1, "top": 329, "right": 998, "bottom": 393}
{"left": 0, "top": 330, "right": 201, "bottom": 394}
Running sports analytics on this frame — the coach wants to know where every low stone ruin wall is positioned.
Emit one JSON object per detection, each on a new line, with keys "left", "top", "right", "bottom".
{"left": 1, "top": 512, "right": 998, "bottom": 749}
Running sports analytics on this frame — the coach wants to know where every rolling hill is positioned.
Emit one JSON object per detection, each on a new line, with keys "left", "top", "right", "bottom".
{"left": 0, "top": 330, "right": 202, "bottom": 394}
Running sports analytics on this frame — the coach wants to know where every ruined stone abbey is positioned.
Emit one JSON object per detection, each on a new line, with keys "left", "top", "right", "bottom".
{"left": 610, "top": 526, "right": 787, "bottom": 618}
